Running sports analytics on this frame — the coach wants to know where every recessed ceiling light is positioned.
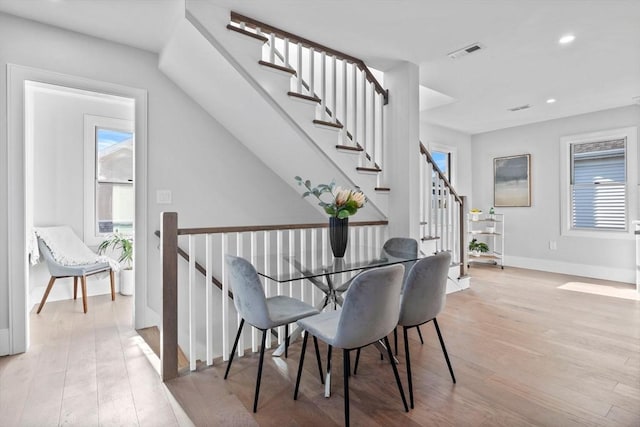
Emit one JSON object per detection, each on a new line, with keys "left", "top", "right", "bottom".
{"left": 559, "top": 34, "right": 575, "bottom": 45}
{"left": 546, "top": 98, "right": 556, "bottom": 104}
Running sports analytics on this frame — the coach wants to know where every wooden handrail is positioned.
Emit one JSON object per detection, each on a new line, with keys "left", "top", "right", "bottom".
{"left": 175, "top": 220, "right": 388, "bottom": 236}
{"left": 420, "top": 142, "right": 462, "bottom": 204}
{"left": 230, "top": 11, "right": 388, "bottom": 103}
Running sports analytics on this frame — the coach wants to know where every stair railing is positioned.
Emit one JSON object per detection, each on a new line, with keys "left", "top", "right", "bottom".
{"left": 419, "top": 143, "right": 467, "bottom": 278}
{"left": 228, "top": 12, "right": 388, "bottom": 187}
{"left": 160, "top": 212, "right": 388, "bottom": 381}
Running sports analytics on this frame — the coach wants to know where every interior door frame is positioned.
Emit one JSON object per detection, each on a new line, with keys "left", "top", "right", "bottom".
{"left": 7, "top": 64, "right": 149, "bottom": 354}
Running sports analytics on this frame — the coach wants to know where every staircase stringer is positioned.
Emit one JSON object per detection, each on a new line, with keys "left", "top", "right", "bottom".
{"left": 182, "top": 7, "right": 388, "bottom": 217}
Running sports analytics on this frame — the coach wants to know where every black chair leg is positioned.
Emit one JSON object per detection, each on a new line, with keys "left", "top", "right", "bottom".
{"left": 416, "top": 325, "right": 424, "bottom": 344}
{"left": 353, "top": 348, "right": 361, "bottom": 375}
{"left": 326, "top": 345, "right": 333, "bottom": 395}
{"left": 224, "top": 319, "right": 245, "bottom": 379}
{"left": 384, "top": 336, "right": 409, "bottom": 412}
{"left": 253, "top": 330, "right": 268, "bottom": 412}
{"left": 343, "top": 349, "right": 350, "bottom": 426}
{"left": 433, "top": 318, "right": 456, "bottom": 384}
{"left": 313, "top": 336, "right": 324, "bottom": 384}
{"left": 294, "top": 332, "right": 309, "bottom": 400}
{"left": 403, "top": 327, "right": 414, "bottom": 409}
{"left": 285, "top": 323, "right": 289, "bottom": 358}
{"left": 394, "top": 327, "right": 398, "bottom": 355}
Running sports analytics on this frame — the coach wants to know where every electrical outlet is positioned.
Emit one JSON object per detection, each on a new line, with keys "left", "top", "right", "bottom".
{"left": 549, "top": 240, "right": 557, "bottom": 250}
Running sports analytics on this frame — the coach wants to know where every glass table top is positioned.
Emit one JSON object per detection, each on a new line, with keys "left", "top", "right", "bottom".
{"left": 255, "top": 246, "right": 421, "bottom": 283}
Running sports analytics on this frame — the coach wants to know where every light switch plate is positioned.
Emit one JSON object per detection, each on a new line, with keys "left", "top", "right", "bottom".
{"left": 157, "top": 190, "right": 172, "bottom": 204}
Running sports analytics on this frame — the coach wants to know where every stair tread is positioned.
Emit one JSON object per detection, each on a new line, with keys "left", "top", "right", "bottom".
{"left": 288, "top": 92, "right": 321, "bottom": 103}
{"left": 258, "top": 60, "right": 296, "bottom": 75}
{"left": 421, "top": 236, "right": 441, "bottom": 241}
{"left": 356, "top": 166, "right": 382, "bottom": 173}
{"left": 313, "top": 119, "right": 343, "bottom": 129}
{"left": 226, "top": 24, "right": 268, "bottom": 43}
{"left": 336, "top": 144, "right": 363, "bottom": 152}
{"left": 374, "top": 187, "right": 391, "bottom": 192}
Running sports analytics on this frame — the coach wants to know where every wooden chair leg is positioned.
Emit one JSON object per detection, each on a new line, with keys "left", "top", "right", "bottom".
{"left": 73, "top": 277, "right": 78, "bottom": 300}
{"left": 81, "top": 275, "right": 88, "bottom": 313}
{"left": 37, "top": 276, "right": 56, "bottom": 314}
{"left": 109, "top": 269, "right": 116, "bottom": 301}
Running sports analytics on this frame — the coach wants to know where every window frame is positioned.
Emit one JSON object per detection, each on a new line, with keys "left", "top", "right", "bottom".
{"left": 560, "top": 126, "right": 637, "bottom": 239}
{"left": 428, "top": 142, "right": 457, "bottom": 186}
{"left": 83, "top": 115, "right": 134, "bottom": 246}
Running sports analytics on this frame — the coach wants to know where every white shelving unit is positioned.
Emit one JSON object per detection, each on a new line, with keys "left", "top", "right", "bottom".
{"left": 467, "top": 213, "right": 504, "bottom": 269}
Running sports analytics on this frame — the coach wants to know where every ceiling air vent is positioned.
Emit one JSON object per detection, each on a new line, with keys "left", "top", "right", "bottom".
{"left": 508, "top": 104, "right": 531, "bottom": 112}
{"left": 447, "top": 43, "right": 485, "bottom": 59}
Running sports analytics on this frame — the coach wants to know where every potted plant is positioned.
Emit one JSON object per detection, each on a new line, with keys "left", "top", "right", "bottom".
{"left": 98, "top": 232, "right": 134, "bottom": 295}
{"left": 295, "top": 176, "right": 366, "bottom": 257}
{"left": 468, "top": 238, "right": 489, "bottom": 257}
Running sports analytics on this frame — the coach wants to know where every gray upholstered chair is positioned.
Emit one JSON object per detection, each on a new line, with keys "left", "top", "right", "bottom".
{"left": 36, "top": 236, "right": 115, "bottom": 314}
{"left": 224, "top": 255, "right": 323, "bottom": 413}
{"left": 294, "top": 264, "right": 408, "bottom": 426}
{"left": 397, "top": 251, "right": 456, "bottom": 409}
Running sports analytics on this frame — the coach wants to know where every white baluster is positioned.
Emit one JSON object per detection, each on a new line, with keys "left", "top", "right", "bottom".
{"left": 250, "top": 231, "right": 258, "bottom": 353}
{"left": 236, "top": 233, "right": 244, "bottom": 357}
{"left": 288, "top": 230, "right": 295, "bottom": 298}
{"left": 263, "top": 230, "right": 271, "bottom": 348}
{"left": 296, "top": 42, "right": 303, "bottom": 93}
{"left": 341, "top": 59, "right": 347, "bottom": 143}
{"left": 369, "top": 82, "right": 376, "bottom": 169}
{"left": 352, "top": 64, "right": 358, "bottom": 149}
{"left": 320, "top": 51, "right": 327, "bottom": 121}
{"left": 310, "top": 228, "right": 317, "bottom": 306}
{"left": 300, "top": 229, "right": 306, "bottom": 303}
{"left": 269, "top": 33, "right": 275, "bottom": 63}
{"left": 239, "top": 22, "right": 246, "bottom": 31}
{"left": 361, "top": 71, "right": 367, "bottom": 166}
{"left": 221, "top": 233, "right": 229, "bottom": 360}
{"left": 205, "top": 234, "right": 213, "bottom": 366}
{"left": 276, "top": 230, "right": 283, "bottom": 345}
{"left": 309, "top": 47, "right": 315, "bottom": 97}
{"left": 283, "top": 37, "right": 290, "bottom": 68}
{"left": 378, "top": 91, "right": 384, "bottom": 187}
{"left": 427, "top": 161, "right": 433, "bottom": 239}
{"left": 188, "top": 235, "right": 197, "bottom": 371}
{"left": 331, "top": 55, "right": 337, "bottom": 124}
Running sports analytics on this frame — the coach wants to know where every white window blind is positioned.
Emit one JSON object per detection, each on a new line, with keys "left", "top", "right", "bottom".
{"left": 570, "top": 139, "right": 626, "bottom": 230}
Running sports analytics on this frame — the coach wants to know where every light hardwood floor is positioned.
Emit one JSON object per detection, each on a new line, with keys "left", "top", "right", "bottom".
{"left": 166, "top": 266, "right": 640, "bottom": 426}
{"left": 1, "top": 267, "right": 638, "bottom": 426}
{"left": 0, "top": 294, "right": 193, "bottom": 427}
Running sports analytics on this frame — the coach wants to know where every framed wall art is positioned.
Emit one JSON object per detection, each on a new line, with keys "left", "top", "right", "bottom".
{"left": 494, "top": 154, "right": 531, "bottom": 207}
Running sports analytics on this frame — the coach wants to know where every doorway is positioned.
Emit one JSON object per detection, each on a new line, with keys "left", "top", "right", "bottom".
{"left": 6, "top": 65, "right": 149, "bottom": 355}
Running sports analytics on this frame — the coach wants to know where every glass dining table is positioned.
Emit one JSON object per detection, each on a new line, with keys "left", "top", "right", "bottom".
{"left": 254, "top": 245, "right": 421, "bottom": 397}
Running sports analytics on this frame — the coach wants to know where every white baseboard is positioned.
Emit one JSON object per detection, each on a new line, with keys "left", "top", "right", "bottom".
{"left": 0, "top": 329, "right": 9, "bottom": 356}
{"left": 506, "top": 256, "right": 635, "bottom": 284}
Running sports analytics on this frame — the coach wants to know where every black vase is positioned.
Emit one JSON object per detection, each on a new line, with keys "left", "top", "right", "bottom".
{"left": 329, "top": 217, "right": 349, "bottom": 258}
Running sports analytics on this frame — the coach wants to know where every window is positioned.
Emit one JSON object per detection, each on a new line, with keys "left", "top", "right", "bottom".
{"left": 561, "top": 127, "right": 637, "bottom": 238}
{"left": 84, "top": 116, "right": 134, "bottom": 245}
{"left": 431, "top": 150, "right": 451, "bottom": 182}
{"left": 571, "top": 139, "right": 625, "bottom": 230}
{"left": 96, "top": 128, "right": 134, "bottom": 235}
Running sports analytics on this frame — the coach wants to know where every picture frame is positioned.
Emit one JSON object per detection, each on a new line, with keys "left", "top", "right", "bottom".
{"left": 494, "top": 154, "right": 531, "bottom": 207}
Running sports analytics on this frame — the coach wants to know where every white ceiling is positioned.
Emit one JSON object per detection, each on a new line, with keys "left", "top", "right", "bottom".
{"left": 1, "top": 0, "right": 639, "bottom": 134}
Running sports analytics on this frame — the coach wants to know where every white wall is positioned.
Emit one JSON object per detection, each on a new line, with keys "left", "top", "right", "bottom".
{"left": 0, "top": 12, "right": 321, "bottom": 341}
{"left": 27, "top": 84, "right": 134, "bottom": 306}
{"left": 471, "top": 105, "right": 640, "bottom": 283}
{"left": 420, "top": 122, "right": 473, "bottom": 199}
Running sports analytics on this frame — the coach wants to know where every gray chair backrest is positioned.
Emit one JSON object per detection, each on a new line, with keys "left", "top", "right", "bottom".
{"left": 225, "top": 255, "right": 271, "bottom": 330}
{"left": 381, "top": 237, "right": 418, "bottom": 286}
{"left": 398, "top": 251, "right": 451, "bottom": 327}
{"left": 334, "top": 264, "right": 404, "bottom": 350}
{"left": 38, "top": 237, "right": 70, "bottom": 277}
